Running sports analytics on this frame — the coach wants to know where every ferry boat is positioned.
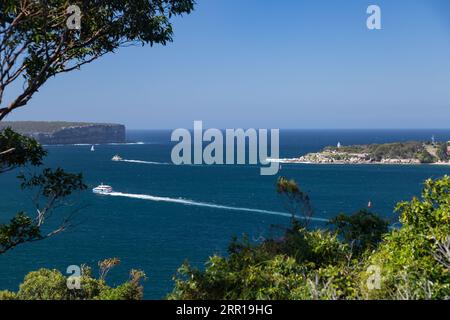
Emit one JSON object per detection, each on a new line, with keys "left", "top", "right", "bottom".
{"left": 111, "top": 155, "right": 123, "bottom": 161}
{"left": 92, "top": 184, "right": 113, "bottom": 194}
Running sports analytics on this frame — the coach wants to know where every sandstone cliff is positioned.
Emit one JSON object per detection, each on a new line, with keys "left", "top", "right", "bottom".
{"left": 0, "top": 121, "right": 126, "bottom": 145}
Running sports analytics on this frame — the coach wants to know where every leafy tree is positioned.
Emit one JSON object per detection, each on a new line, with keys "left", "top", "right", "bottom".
{"left": 0, "top": 0, "right": 195, "bottom": 297}
{"left": 170, "top": 179, "right": 359, "bottom": 300}
{"left": 0, "top": 0, "right": 195, "bottom": 119}
{"left": 169, "top": 229, "right": 357, "bottom": 300}
{"left": 276, "top": 177, "right": 314, "bottom": 227}
{"left": 433, "top": 237, "right": 450, "bottom": 274}
{"left": 0, "top": 0, "right": 194, "bottom": 253}
{"left": 0, "top": 258, "right": 146, "bottom": 300}
{"left": 170, "top": 176, "right": 450, "bottom": 300}
{"left": 361, "top": 176, "right": 450, "bottom": 299}
{"left": 0, "top": 128, "right": 46, "bottom": 172}
{"left": 0, "top": 128, "right": 86, "bottom": 254}
{"left": 329, "top": 209, "right": 389, "bottom": 254}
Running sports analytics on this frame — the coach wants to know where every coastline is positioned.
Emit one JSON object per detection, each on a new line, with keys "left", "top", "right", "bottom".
{"left": 268, "top": 140, "right": 450, "bottom": 167}
{"left": 267, "top": 158, "right": 450, "bottom": 166}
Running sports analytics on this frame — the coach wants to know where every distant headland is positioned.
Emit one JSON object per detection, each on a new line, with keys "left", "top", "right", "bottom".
{"left": 277, "top": 141, "right": 450, "bottom": 165}
{"left": 0, "top": 121, "right": 126, "bottom": 145}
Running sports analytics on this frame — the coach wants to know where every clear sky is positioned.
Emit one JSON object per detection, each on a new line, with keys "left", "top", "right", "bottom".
{"left": 6, "top": 0, "right": 450, "bottom": 129}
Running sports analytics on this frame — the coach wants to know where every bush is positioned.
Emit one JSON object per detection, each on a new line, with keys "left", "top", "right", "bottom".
{"left": 361, "top": 177, "right": 450, "bottom": 299}
{"left": 0, "top": 290, "right": 17, "bottom": 300}
{"left": 329, "top": 209, "right": 389, "bottom": 254}
{"left": 0, "top": 260, "right": 146, "bottom": 300}
{"left": 169, "top": 227, "right": 358, "bottom": 300}
{"left": 170, "top": 176, "right": 450, "bottom": 300}
{"left": 17, "top": 269, "right": 69, "bottom": 300}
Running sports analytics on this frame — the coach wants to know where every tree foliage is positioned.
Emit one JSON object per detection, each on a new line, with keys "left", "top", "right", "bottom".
{"left": 0, "top": 0, "right": 194, "bottom": 255}
{"left": 0, "top": 127, "right": 86, "bottom": 254}
{"left": 0, "top": 0, "right": 195, "bottom": 119}
{"left": 170, "top": 177, "right": 450, "bottom": 300}
{"left": 0, "top": 212, "right": 41, "bottom": 254}
{"left": 276, "top": 177, "right": 314, "bottom": 226}
{"left": 329, "top": 209, "right": 389, "bottom": 254}
{"left": 0, "top": 127, "right": 46, "bottom": 172}
{"left": 169, "top": 227, "right": 360, "bottom": 300}
{"left": 361, "top": 176, "right": 450, "bottom": 299}
{"left": 0, "top": 0, "right": 195, "bottom": 297}
{"left": 0, "top": 258, "right": 146, "bottom": 300}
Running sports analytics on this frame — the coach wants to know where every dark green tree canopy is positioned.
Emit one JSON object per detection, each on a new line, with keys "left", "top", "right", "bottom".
{"left": 170, "top": 177, "right": 450, "bottom": 300}
{"left": 0, "top": 0, "right": 195, "bottom": 119}
{"left": 0, "top": 127, "right": 46, "bottom": 172}
{"left": 276, "top": 177, "right": 314, "bottom": 226}
{"left": 0, "top": 122, "right": 87, "bottom": 255}
{"left": 329, "top": 209, "right": 389, "bottom": 253}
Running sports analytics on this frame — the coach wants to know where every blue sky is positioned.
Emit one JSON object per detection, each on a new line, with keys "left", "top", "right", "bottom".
{"left": 7, "top": 0, "right": 450, "bottom": 129}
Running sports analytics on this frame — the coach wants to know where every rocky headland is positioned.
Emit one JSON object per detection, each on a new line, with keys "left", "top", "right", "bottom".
{"left": 0, "top": 121, "right": 126, "bottom": 145}
{"left": 279, "top": 141, "right": 450, "bottom": 165}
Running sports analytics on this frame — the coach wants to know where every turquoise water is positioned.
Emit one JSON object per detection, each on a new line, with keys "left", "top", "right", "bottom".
{"left": 1, "top": 129, "right": 450, "bottom": 299}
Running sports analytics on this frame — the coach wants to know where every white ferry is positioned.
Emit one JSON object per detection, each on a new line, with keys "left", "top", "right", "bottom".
{"left": 111, "top": 155, "right": 123, "bottom": 161}
{"left": 92, "top": 184, "right": 113, "bottom": 194}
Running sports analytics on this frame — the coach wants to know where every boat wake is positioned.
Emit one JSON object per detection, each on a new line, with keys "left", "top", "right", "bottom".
{"left": 118, "top": 159, "right": 171, "bottom": 165}
{"left": 266, "top": 158, "right": 312, "bottom": 164}
{"left": 107, "top": 191, "right": 329, "bottom": 222}
{"left": 107, "top": 142, "right": 146, "bottom": 145}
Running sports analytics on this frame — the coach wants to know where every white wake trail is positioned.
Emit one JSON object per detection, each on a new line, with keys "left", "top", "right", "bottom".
{"left": 119, "top": 159, "right": 171, "bottom": 165}
{"left": 266, "top": 158, "right": 312, "bottom": 164}
{"left": 107, "top": 192, "right": 329, "bottom": 223}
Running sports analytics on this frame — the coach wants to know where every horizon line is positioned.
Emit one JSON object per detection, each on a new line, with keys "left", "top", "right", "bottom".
{"left": 126, "top": 127, "right": 450, "bottom": 131}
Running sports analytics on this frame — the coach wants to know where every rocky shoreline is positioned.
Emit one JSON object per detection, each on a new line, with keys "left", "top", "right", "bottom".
{"left": 271, "top": 141, "right": 450, "bottom": 166}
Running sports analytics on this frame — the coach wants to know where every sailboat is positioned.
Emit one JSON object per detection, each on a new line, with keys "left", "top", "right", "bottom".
{"left": 90, "top": 145, "right": 95, "bottom": 152}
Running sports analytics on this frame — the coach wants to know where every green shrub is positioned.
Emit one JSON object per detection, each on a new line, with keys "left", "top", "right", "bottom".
{"left": 0, "top": 260, "right": 145, "bottom": 300}
{"left": 361, "top": 177, "right": 450, "bottom": 299}
{"left": 0, "top": 290, "right": 17, "bottom": 300}
{"left": 329, "top": 209, "right": 389, "bottom": 254}
{"left": 169, "top": 227, "right": 356, "bottom": 300}
{"left": 170, "top": 176, "right": 450, "bottom": 300}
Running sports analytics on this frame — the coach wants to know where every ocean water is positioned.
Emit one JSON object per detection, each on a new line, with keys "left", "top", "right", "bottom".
{"left": 1, "top": 129, "right": 450, "bottom": 299}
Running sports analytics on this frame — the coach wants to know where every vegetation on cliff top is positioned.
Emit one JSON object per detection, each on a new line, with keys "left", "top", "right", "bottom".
{"left": 0, "top": 121, "right": 124, "bottom": 134}
{"left": 319, "top": 141, "right": 449, "bottom": 163}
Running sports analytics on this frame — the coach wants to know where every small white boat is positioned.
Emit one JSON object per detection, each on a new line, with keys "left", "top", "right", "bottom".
{"left": 111, "top": 155, "right": 123, "bottom": 161}
{"left": 91, "top": 145, "right": 95, "bottom": 152}
{"left": 92, "top": 184, "right": 113, "bottom": 194}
